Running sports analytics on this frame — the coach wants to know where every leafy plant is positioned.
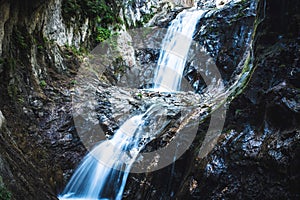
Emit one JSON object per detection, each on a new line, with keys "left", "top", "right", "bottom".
{"left": 37, "top": 45, "right": 44, "bottom": 51}
{"left": 136, "top": 93, "right": 143, "bottom": 99}
{"left": 142, "top": 13, "right": 155, "bottom": 24}
{"left": 14, "top": 30, "right": 27, "bottom": 49}
{"left": 62, "top": 0, "right": 123, "bottom": 43}
{"left": 70, "top": 79, "right": 78, "bottom": 85}
{"left": 0, "top": 177, "right": 11, "bottom": 200}
{"left": 0, "top": 187, "right": 11, "bottom": 200}
{"left": 39, "top": 80, "right": 47, "bottom": 88}
{"left": 96, "top": 27, "right": 111, "bottom": 42}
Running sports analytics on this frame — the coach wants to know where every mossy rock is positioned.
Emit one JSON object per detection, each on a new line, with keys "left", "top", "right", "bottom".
{"left": 0, "top": 177, "right": 11, "bottom": 200}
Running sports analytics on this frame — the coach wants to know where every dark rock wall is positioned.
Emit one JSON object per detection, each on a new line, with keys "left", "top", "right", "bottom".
{"left": 125, "top": 0, "right": 300, "bottom": 199}
{"left": 0, "top": 0, "right": 92, "bottom": 199}
{"left": 191, "top": 0, "right": 256, "bottom": 92}
{"left": 176, "top": 0, "right": 300, "bottom": 199}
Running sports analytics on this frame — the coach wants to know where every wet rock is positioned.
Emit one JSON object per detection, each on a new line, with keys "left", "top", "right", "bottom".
{"left": 192, "top": 0, "right": 256, "bottom": 86}
{"left": 0, "top": 110, "right": 4, "bottom": 128}
{"left": 197, "top": 0, "right": 217, "bottom": 9}
{"left": 123, "top": 0, "right": 300, "bottom": 199}
{"left": 148, "top": 8, "right": 186, "bottom": 28}
{"left": 180, "top": 127, "right": 300, "bottom": 199}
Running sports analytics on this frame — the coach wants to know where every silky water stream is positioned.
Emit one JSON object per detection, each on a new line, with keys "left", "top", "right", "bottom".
{"left": 58, "top": 6, "right": 247, "bottom": 199}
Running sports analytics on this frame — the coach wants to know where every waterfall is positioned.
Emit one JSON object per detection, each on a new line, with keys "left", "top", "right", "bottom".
{"left": 153, "top": 9, "right": 205, "bottom": 92}
{"left": 59, "top": 105, "right": 171, "bottom": 200}
{"left": 59, "top": 8, "right": 204, "bottom": 200}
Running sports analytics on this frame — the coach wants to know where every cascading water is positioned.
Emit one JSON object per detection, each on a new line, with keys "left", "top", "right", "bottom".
{"left": 153, "top": 9, "right": 205, "bottom": 92}
{"left": 58, "top": 104, "right": 171, "bottom": 200}
{"left": 59, "top": 8, "right": 204, "bottom": 200}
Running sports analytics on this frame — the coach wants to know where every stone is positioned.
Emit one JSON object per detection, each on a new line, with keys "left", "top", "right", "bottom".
{"left": 0, "top": 110, "right": 4, "bottom": 129}
{"left": 0, "top": 1, "right": 10, "bottom": 57}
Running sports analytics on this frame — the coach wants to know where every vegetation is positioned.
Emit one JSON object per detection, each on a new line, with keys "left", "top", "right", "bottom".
{"left": 142, "top": 13, "right": 155, "bottom": 24}
{"left": 112, "top": 56, "right": 127, "bottom": 75}
{"left": 96, "top": 27, "right": 111, "bottom": 42}
{"left": 136, "top": 93, "right": 143, "bottom": 99}
{"left": 0, "top": 177, "right": 11, "bottom": 200}
{"left": 62, "top": 0, "right": 123, "bottom": 43}
{"left": 14, "top": 30, "right": 28, "bottom": 49}
{"left": 0, "top": 187, "right": 11, "bottom": 200}
{"left": 65, "top": 45, "right": 88, "bottom": 57}
{"left": 69, "top": 79, "right": 78, "bottom": 85}
{"left": 39, "top": 80, "right": 47, "bottom": 88}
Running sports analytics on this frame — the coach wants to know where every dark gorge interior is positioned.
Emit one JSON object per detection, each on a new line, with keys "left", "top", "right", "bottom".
{"left": 0, "top": 0, "right": 299, "bottom": 199}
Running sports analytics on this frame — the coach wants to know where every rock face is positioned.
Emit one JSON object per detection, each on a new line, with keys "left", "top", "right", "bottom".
{"left": 123, "top": 0, "right": 300, "bottom": 199}
{"left": 178, "top": 0, "right": 300, "bottom": 197}
{"left": 0, "top": 0, "right": 95, "bottom": 199}
{"left": 190, "top": 0, "right": 256, "bottom": 92}
{"left": 122, "top": 0, "right": 195, "bottom": 27}
{"left": 0, "top": 110, "right": 4, "bottom": 128}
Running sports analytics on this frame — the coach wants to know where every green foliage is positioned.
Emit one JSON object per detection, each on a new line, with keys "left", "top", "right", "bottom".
{"left": 65, "top": 45, "right": 87, "bottom": 56}
{"left": 39, "top": 80, "right": 47, "bottom": 88}
{"left": 37, "top": 45, "right": 44, "bottom": 51}
{"left": 96, "top": 27, "right": 111, "bottom": 42}
{"left": 0, "top": 187, "right": 11, "bottom": 200}
{"left": 70, "top": 79, "right": 78, "bottom": 85}
{"left": 142, "top": 13, "right": 155, "bottom": 24}
{"left": 0, "top": 177, "right": 11, "bottom": 200}
{"left": 7, "top": 83, "right": 18, "bottom": 98}
{"left": 136, "top": 93, "right": 143, "bottom": 99}
{"left": 62, "top": 0, "right": 123, "bottom": 43}
{"left": 14, "top": 30, "right": 28, "bottom": 49}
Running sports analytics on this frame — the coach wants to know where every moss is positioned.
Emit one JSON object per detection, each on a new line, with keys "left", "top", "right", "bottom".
{"left": 5, "top": 58, "right": 20, "bottom": 99}
{"left": 39, "top": 80, "right": 47, "bottom": 88}
{"left": 241, "top": 54, "right": 251, "bottom": 74}
{"left": 42, "top": 36, "right": 49, "bottom": 43}
{"left": 6, "top": 58, "right": 16, "bottom": 72}
{"left": 17, "top": 97, "right": 25, "bottom": 104}
{"left": 0, "top": 177, "right": 11, "bottom": 200}
{"left": 112, "top": 56, "right": 127, "bottom": 74}
{"left": 65, "top": 45, "right": 88, "bottom": 57}
{"left": 142, "top": 13, "right": 155, "bottom": 24}
{"left": 69, "top": 79, "right": 77, "bottom": 85}
{"left": 0, "top": 187, "right": 11, "bottom": 200}
{"left": 15, "top": 31, "right": 27, "bottom": 48}
{"left": 7, "top": 83, "right": 18, "bottom": 99}
{"left": 37, "top": 45, "right": 44, "bottom": 51}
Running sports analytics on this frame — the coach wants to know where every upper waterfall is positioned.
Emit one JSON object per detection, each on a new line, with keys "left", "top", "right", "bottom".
{"left": 153, "top": 9, "right": 205, "bottom": 92}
